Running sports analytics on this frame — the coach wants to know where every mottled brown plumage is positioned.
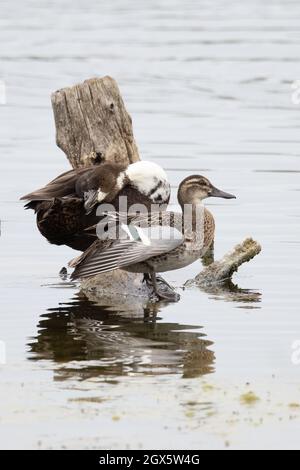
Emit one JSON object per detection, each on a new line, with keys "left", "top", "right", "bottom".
{"left": 21, "top": 161, "right": 171, "bottom": 251}
{"left": 70, "top": 175, "right": 236, "bottom": 299}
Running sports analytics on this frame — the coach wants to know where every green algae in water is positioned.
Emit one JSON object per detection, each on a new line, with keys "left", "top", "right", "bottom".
{"left": 240, "top": 391, "right": 260, "bottom": 405}
{"left": 289, "top": 403, "right": 300, "bottom": 409}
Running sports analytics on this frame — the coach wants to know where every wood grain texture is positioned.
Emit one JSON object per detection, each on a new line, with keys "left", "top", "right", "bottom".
{"left": 186, "top": 238, "right": 261, "bottom": 287}
{"left": 51, "top": 75, "right": 148, "bottom": 298}
{"left": 51, "top": 76, "right": 140, "bottom": 168}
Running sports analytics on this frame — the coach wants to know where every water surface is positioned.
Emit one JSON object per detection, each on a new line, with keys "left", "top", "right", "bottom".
{"left": 1, "top": 0, "right": 300, "bottom": 450}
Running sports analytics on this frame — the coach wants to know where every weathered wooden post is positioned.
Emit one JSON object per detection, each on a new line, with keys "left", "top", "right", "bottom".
{"left": 51, "top": 76, "right": 154, "bottom": 299}
{"left": 51, "top": 76, "right": 140, "bottom": 169}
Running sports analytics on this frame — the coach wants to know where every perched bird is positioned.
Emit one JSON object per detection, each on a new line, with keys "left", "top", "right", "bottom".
{"left": 20, "top": 161, "right": 171, "bottom": 251}
{"left": 69, "top": 175, "right": 236, "bottom": 299}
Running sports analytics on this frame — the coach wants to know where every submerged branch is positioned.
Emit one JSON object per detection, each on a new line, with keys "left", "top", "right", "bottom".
{"left": 186, "top": 238, "right": 262, "bottom": 288}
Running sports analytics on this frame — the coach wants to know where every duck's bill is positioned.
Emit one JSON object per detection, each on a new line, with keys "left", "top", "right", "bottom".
{"left": 210, "top": 186, "right": 236, "bottom": 199}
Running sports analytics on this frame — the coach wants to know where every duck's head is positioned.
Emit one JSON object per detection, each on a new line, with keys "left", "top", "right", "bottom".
{"left": 83, "top": 163, "right": 126, "bottom": 213}
{"left": 178, "top": 175, "right": 236, "bottom": 208}
{"left": 83, "top": 161, "right": 170, "bottom": 213}
{"left": 124, "top": 161, "right": 171, "bottom": 204}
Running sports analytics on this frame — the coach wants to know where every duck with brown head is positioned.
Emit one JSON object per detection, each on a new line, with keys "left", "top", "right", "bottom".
{"left": 70, "top": 174, "right": 236, "bottom": 301}
{"left": 20, "top": 161, "right": 171, "bottom": 251}
{"left": 177, "top": 175, "right": 236, "bottom": 207}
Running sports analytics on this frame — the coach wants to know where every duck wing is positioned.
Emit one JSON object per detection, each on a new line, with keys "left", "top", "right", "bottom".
{"left": 21, "top": 162, "right": 124, "bottom": 208}
{"left": 69, "top": 213, "right": 183, "bottom": 280}
{"left": 69, "top": 238, "right": 182, "bottom": 280}
{"left": 102, "top": 210, "right": 183, "bottom": 231}
{"left": 20, "top": 167, "right": 90, "bottom": 201}
{"left": 84, "top": 210, "right": 184, "bottom": 244}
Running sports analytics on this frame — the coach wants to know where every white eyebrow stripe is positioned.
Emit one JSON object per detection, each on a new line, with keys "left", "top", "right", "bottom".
{"left": 185, "top": 179, "right": 202, "bottom": 185}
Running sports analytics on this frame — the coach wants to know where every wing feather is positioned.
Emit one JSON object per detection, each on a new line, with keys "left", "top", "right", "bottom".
{"left": 70, "top": 237, "right": 182, "bottom": 280}
{"left": 70, "top": 209, "right": 184, "bottom": 280}
{"left": 20, "top": 167, "right": 90, "bottom": 201}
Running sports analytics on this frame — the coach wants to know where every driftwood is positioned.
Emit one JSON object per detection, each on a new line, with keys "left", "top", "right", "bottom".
{"left": 51, "top": 76, "right": 261, "bottom": 302}
{"left": 186, "top": 238, "right": 262, "bottom": 288}
{"left": 185, "top": 238, "right": 262, "bottom": 304}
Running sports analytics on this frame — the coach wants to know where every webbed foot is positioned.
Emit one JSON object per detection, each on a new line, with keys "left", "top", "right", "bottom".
{"left": 144, "top": 272, "right": 180, "bottom": 302}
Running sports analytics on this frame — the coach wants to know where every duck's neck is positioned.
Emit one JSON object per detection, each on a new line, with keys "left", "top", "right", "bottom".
{"left": 181, "top": 201, "right": 204, "bottom": 214}
{"left": 181, "top": 202, "right": 205, "bottom": 235}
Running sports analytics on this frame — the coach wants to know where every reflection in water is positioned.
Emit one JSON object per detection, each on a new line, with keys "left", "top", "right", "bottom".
{"left": 198, "top": 242, "right": 262, "bottom": 307}
{"left": 199, "top": 279, "right": 262, "bottom": 307}
{"left": 29, "top": 248, "right": 261, "bottom": 383}
{"left": 28, "top": 293, "right": 215, "bottom": 380}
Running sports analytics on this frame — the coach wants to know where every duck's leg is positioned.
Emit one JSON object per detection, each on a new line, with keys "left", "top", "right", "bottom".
{"left": 150, "top": 270, "right": 159, "bottom": 294}
{"left": 149, "top": 270, "right": 180, "bottom": 302}
{"left": 143, "top": 273, "right": 151, "bottom": 283}
{"left": 143, "top": 272, "right": 173, "bottom": 291}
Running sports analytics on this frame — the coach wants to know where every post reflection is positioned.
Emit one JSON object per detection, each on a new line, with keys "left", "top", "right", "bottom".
{"left": 28, "top": 293, "right": 215, "bottom": 381}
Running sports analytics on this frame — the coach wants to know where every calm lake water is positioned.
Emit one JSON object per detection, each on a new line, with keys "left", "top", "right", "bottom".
{"left": 1, "top": 0, "right": 300, "bottom": 450}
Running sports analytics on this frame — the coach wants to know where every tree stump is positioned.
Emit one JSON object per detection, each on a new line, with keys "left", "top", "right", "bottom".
{"left": 51, "top": 76, "right": 140, "bottom": 168}
{"left": 51, "top": 76, "right": 151, "bottom": 299}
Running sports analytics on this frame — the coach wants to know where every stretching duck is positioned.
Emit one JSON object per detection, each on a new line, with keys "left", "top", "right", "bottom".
{"left": 20, "top": 161, "right": 170, "bottom": 251}
{"left": 70, "top": 175, "right": 236, "bottom": 299}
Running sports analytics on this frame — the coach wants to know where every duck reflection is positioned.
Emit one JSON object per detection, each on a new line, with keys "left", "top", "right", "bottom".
{"left": 28, "top": 293, "right": 215, "bottom": 380}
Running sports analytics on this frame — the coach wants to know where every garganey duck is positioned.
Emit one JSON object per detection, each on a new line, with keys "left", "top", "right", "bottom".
{"left": 20, "top": 161, "right": 170, "bottom": 251}
{"left": 69, "top": 175, "right": 236, "bottom": 300}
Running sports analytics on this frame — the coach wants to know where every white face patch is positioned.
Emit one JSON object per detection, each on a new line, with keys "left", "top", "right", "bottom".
{"left": 116, "top": 172, "right": 126, "bottom": 189}
{"left": 97, "top": 189, "right": 109, "bottom": 202}
{"left": 125, "top": 161, "right": 170, "bottom": 201}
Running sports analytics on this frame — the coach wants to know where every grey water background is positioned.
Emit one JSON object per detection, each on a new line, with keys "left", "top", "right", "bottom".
{"left": 1, "top": 0, "right": 300, "bottom": 449}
